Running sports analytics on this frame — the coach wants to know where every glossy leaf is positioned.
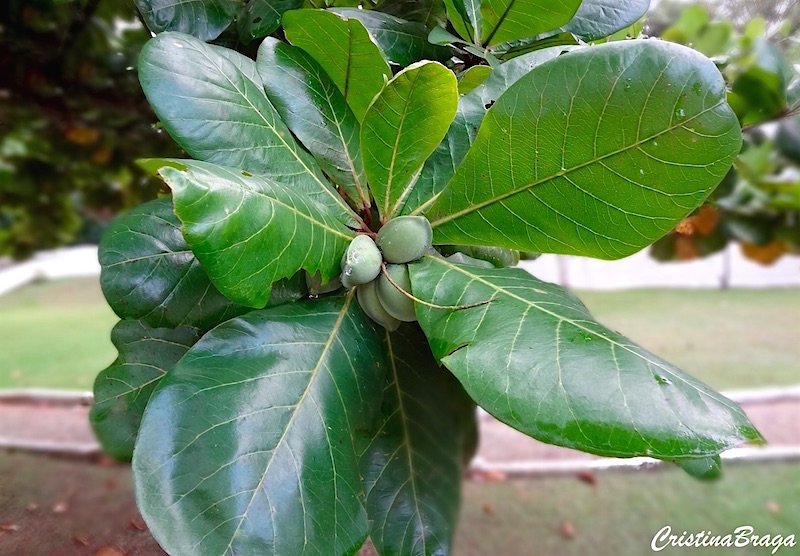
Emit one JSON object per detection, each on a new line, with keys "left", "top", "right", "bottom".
{"left": 237, "top": 0, "right": 303, "bottom": 42}
{"left": 360, "top": 325, "right": 473, "bottom": 556}
{"left": 283, "top": 9, "right": 391, "bottom": 122}
{"left": 330, "top": 8, "right": 451, "bottom": 66}
{"left": 138, "top": 32, "right": 355, "bottom": 220}
{"left": 157, "top": 160, "right": 355, "bottom": 308}
{"left": 562, "top": 0, "right": 650, "bottom": 41}
{"left": 134, "top": 0, "right": 238, "bottom": 41}
{"left": 378, "top": 0, "right": 447, "bottom": 27}
{"left": 403, "top": 47, "right": 570, "bottom": 216}
{"left": 99, "top": 198, "right": 249, "bottom": 331}
{"left": 410, "top": 256, "right": 764, "bottom": 459}
{"left": 428, "top": 40, "right": 742, "bottom": 259}
{"left": 257, "top": 38, "right": 370, "bottom": 209}
{"left": 90, "top": 320, "right": 201, "bottom": 462}
{"left": 362, "top": 61, "right": 458, "bottom": 221}
{"left": 479, "top": 0, "right": 581, "bottom": 46}
{"left": 133, "top": 294, "right": 387, "bottom": 555}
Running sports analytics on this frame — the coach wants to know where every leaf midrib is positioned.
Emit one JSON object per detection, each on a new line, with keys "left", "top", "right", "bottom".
{"left": 424, "top": 255, "right": 741, "bottom": 414}
{"left": 188, "top": 41, "right": 357, "bottom": 222}
{"left": 222, "top": 292, "right": 355, "bottom": 555}
{"left": 428, "top": 100, "right": 727, "bottom": 228}
{"left": 176, "top": 165, "right": 355, "bottom": 242}
{"left": 385, "top": 331, "right": 427, "bottom": 553}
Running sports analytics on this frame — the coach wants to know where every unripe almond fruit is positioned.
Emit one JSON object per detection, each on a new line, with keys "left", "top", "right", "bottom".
{"left": 376, "top": 216, "right": 432, "bottom": 264}
{"left": 341, "top": 235, "right": 382, "bottom": 289}
{"left": 446, "top": 252, "right": 494, "bottom": 269}
{"left": 356, "top": 280, "right": 400, "bottom": 331}
{"left": 376, "top": 264, "right": 417, "bottom": 322}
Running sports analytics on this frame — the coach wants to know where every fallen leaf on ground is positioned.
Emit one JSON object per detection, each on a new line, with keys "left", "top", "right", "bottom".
{"left": 481, "top": 503, "right": 495, "bottom": 515}
{"left": 74, "top": 536, "right": 91, "bottom": 546}
{"left": 52, "top": 501, "right": 68, "bottom": 513}
{"left": 0, "top": 523, "right": 19, "bottom": 532}
{"left": 560, "top": 521, "right": 576, "bottom": 539}
{"left": 95, "top": 547, "right": 126, "bottom": 556}
{"left": 128, "top": 518, "right": 147, "bottom": 532}
{"left": 576, "top": 470, "right": 597, "bottom": 486}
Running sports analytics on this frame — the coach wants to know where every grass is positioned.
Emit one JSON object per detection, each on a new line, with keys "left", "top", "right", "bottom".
{"left": 458, "top": 461, "right": 800, "bottom": 555}
{"left": 0, "top": 451, "right": 797, "bottom": 555}
{"left": 0, "top": 278, "right": 117, "bottom": 390}
{"left": 0, "top": 278, "right": 798, "bottom": 390}
{"left": 578, "top": 288, "right": 800, "bottom": 390}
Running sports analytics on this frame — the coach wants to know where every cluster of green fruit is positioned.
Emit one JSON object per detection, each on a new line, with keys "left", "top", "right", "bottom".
{"left": 339, "top": 216, "right": 432, "bottom": 331}
{"left": 313, "top": 216, "right": 523, "bottom": 331}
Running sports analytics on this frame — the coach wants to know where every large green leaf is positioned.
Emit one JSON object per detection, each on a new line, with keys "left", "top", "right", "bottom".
{"left": 362, "top": 61, "right": 458, "bottom": 222}
{"left": 237, "top": 0, "right": 304, "bottom": 42}
{"left": 157, "top": 160, "right": 354, "bottom": 308}
{"left": 360, "top": 325, "right": 474, "bottom": 556}
{"left": 257, "top": 38, "right": 370, "bottom": 210}
{"left": 410, "top": 256, "right": 764, "bottom": 459}
{"left": 134, "top": 0, "right": 239, "bottom": 41}
{"left": 330, "top": 8, "right": 451, "bottom": 66}
{"left": 562, "top": 0, "right": 650, "bottom": 41}
{"left": 283, "top": 9, "right": 391, "bottom": 122}
{"left": 90, "top": 320, "right": 201, "bottom": 462}
{"left": 427, "top": 40, "right": 742, "bottom": 259}
{"left": 133, "top": 294, "right": 386, "bottom": 555}
{"left": 99, "top": 198, "right": 250, "bottom": 331}
{"left": 138, "top": 32, "right": 355, "bottom": 221}
{"left": 403, "top": 47, "right": 570, "bottom": 216}
{"left": 479, "top": 0, "right": 582, "bottom": 46}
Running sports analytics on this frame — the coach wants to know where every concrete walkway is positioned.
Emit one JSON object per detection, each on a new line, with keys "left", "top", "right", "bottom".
{"left": 1, "top": 395, "right": 797, "bottom": 472}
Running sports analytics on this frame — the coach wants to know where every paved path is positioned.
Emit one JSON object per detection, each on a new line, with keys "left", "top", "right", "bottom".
{"left": 0, "top": 399, "right": 797, "bottom": 465}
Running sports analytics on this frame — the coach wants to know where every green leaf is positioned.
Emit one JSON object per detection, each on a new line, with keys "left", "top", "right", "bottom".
{"left": 158, "top": 160, "right": 355, "bottom": 308}
{"left": 458, "top": 65, "right": 492, "bottom": 94}
{"left": 133, "top": 294, "right": 386, "bottom": 555}
{"left": 237, "top": 0, "right": 303, "bottom": 42}
{"left": 362, "top": 61, "right": 458, "bottom": 222}
{"left": 99, "top": 198, "right": 250, "bottom": 331}
{"left": 410, "top": 256, "right": 764, "bottom": 459}
{"left": 403, "top": 46, "right": 570, "bottom": 216}
{"left": 427, "top": 40, "right": 742, "bottom": 259}
{"left": 138, "top": 32, "right": 356, "bottom": 221}
{"left": 330, "top": 8, "right": 451, "bottom": 66}
{"left": 360, "top": 325, "right": 475, "bottom": 556}
{"left": 562, "top": 0, "right": 650, "bottom": 41}
{"left": 257, "top": 38, "right": 370, "bottom": 210}
{"left": 443, "top": 0, "right": 481, "bottom": 43}
{"left": 480, "top": 0, "right": 581, "bottom": 46}
{"left": 377, "top": 0, "right": 447, "bottom": 28}
{"left": 90, "top": 320, "right": 201, "bottom": 462}
{"left": 134, "top": 0, "right": 239, "bottom": 41}
{"left": 283, "top": 9, "right": 391, "bottom": 122}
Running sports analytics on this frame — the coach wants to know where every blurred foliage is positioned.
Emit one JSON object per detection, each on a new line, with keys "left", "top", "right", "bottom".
{"left": 651, "top": 3, "right": 800, "bottom": 266}
{"left": 0, "top": 0, "right": 181, "bottom": 259}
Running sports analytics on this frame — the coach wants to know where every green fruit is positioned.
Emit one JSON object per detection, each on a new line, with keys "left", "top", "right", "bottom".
{"left": 376, "top": 216, "right": 433, "bottom": 264}
{"left": 356, "top": 280, "right": 400, "bottom": 331}
{"left": 376, "top": 264, "right": 417, "bottom": 322}
{"left": 340, "top": 235, "right": 382, "bottom": 289}
{"left": 445, "top": 252, "right": 494, "bottom": 269}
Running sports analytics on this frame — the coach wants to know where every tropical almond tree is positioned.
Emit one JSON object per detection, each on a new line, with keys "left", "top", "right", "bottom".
{"left": 90, "top": 1, "right": 764, "bottom": 554}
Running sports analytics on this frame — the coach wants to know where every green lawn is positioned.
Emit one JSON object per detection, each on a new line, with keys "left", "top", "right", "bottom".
{"left": 0, "top": 278, "right": 798, "bottom": 390}
{"left": 458, "top": 461, "right": 800, "bottom": 555}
